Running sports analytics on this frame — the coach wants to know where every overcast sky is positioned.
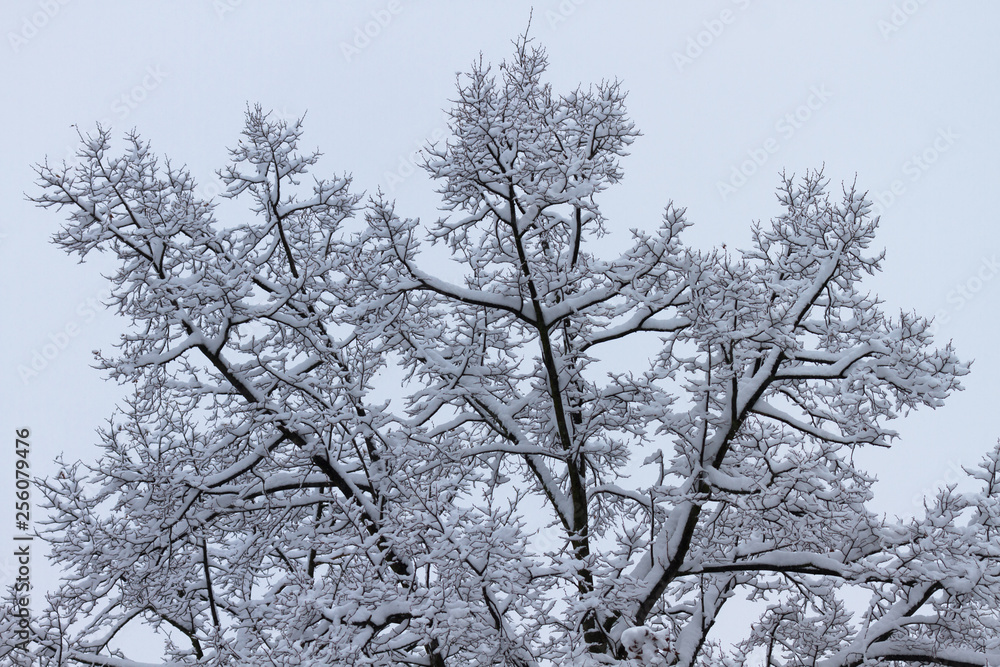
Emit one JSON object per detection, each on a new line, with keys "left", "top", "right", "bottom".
{"left": 2, "top": 0, "right": 999, "bottom": 655}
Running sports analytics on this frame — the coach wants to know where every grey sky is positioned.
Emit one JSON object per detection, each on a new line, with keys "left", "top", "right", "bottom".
{"left": 1, "top": 0, "right": 998, "bottom": 655}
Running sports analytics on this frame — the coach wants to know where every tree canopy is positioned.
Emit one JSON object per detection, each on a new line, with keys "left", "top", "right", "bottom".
{"left": 7, "top": 34, "right": 1000, "bottom": 667}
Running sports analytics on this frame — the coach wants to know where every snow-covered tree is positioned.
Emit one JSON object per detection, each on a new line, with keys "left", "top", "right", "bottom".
{"left": 8, "top": 34, "right": 1000, "bottom": 666}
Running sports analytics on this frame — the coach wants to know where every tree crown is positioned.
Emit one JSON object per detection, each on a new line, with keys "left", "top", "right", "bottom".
{"left": 8, "top": 34, "right": 997, "bottom": 667}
